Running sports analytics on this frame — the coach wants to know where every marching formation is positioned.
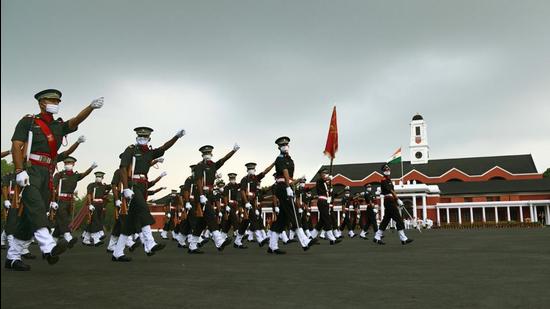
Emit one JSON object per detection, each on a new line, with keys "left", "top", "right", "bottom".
{"left": 1, "top": 89, "right": 413, "bottom": 271}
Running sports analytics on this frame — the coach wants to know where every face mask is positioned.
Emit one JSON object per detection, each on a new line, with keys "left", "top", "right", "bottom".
{"left": 248, "top": 169, "right": 256, "bottom": 175}
{"left": 95, "top": 177, "right": 103, "bottom": 182}
{"left": 279, "top": 145, "right": 289, "bottom": 153}
{"left": 299, "top": 183, "right": 305, "bottom": 188}
{"left": 306, "top": 193, "right": 312, "bottom": 198}
{"left": 46, "top": 104, "right": 59, "bottom": 114}
{"left": 345, "top": 194, "right": 350, "bottom": 197}
{"left": 230, "top": 179, "right": 236, "bottom": 184}
{"left": 367, "top": 187, "right": 372, "bottom": 192}
{"left": 218, "top": 187, "right": 224, "bottom": 193}
{"left": 136, "top": 137, "right": 149, "bottom": 145}
{"left": 64, "top": 164, "right": 74, "bottom": 171}
{"left": 203, "top": 154, "right": 212, "bottom": 161}
{"left": 383, "top": 171, "right": 391, "bottom": 176}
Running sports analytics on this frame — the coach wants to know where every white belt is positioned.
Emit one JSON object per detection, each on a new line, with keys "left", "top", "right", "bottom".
{"left": 29, "top": 153, "right": 52, "bottom": 164}
{"left": 318, "top": 196, "right": 328, "bottom": 200}
{"left": 59, "top": 193, "right": 73, "bottom": 198}
{"left": 132, "top": 174, "right": 147, "bottom": 180}
{"left": 276, "top": 178, "right": 285, "bottom": 183}
{"left": 93, "top": 199, "right": 103, "bottom": 202}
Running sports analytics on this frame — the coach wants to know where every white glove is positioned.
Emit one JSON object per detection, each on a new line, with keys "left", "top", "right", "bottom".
{"left": 397, "top": 199, "right": 404, "bottom": 207}
{"left": 274, "top": 206, "right": 280, "bottom": 214}
{"left": 160, "top": 171, "right": 167, "bottom": 177}
{"left": 349, "top": 205, "right": 354, "bottom": 210}
{"left": 156, "top": 157, "right": 165, "bottom": 163}
{"left": 307, "top": 212, "right": 311, "bottom": 216}
{"left": 185, "top": 202, "right": 192, "bottom": 210}
{"left": 166, "top": 213, "right": 171, "bottom": 218}
{"left": 89, "top": 205, "right": 95, "bottom": 211}
{"left": 373, "top": 209, "right": 379, "bottom": 214}
{"left": 298, "top": 208, "right": 303, "bottom": 214}
{"left": 199, "top": 195, "right": 207, "bottom": 204}
{"left": 4, "top": 200, "right": 11, "bottom": 209}
{"left": 16, "top": 171, "right": 30, "bottom": 187}
{"left": 46, "top": 211, "right": 50, "bottom": 217}
{"left": 357, "top": 214, "right": 361, "bottom": 219}
{"left": 90, "top": 162, "right": 98, "bottom": 169}
{"left": 255, "top": 209, "right": 260, "bottom": 216}
{"left": 115, "top": 200, "right": 122, "bottom": 208}
{"left": 215, "top": 172, "right": 222, "bottom": 179}
{"left": 218, "top": 212, "right": 223, "bottom": 218}
{"left": 175, "top": 129, "right": 186, "bottom": 138}
{"left": 286, "top": 187, "right": 294, "bottom": 197}
{"left": 225, "top": 205, "right": 231, "bottom": 212}
{"left": 327, "top": 196, "right": 332, "bottom": 204}
{"left": 343, "top": 213, "right": 347, "bottom": 219}
{"left": 90, "top": 97, "right": 104, "bottom": 109}
{"left": 245, "top": 202, "right": 252, "bottom": 210}
{"left": 77, "top": 135, "right": 86, "bottom": 143}
{"left": 233, "top": 143, "right": 240, "bottom": 151}
{"left": 50, "top": 202, "right": 59, "bottom": 210}
{"left": 123, "top": 188, "right": 134, "bottom": 199}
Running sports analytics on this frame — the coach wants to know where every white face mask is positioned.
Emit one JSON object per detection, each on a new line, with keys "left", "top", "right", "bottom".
{"left": 218, "top": 187, "right": 224, "bottom": 193}
{"left": 64, "top": 164, "right": 74, "bottom": 171}
{"left": 299, "top": 183, "right": 305, "bottom": 188}
{"left": 345, "top": 193, "right": 350, "bottom": 197}
{"left": 383, "top": 171, "right": 391, "bottom": 176}
{"left": 230, "top": 179, "right": 236, "bottom": 184}
{"left": 306, "top": 193, "right": 312, "bottom": 198}
{"left": 136, "top": 137, "right": 149, "bottom": 145}
{"left": 46, "top": 104, "right": 59, "bottom": 114}
{"left": 367, "top": 187, "right": 372, "bottom": 192}
{"left": 279, "top": 145, "right": 289, "bottom": 153}
{"left": 248, "top": 169, "right": 256, "bottom": 175}
{"left": 95, "top": 177, "right": 103, "bottom": 182}
{"left": 203, "top": 154, "right": 212, "bottom": 161}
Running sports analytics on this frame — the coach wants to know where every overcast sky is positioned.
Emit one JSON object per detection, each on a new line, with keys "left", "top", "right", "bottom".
{"left": 2, "top": 0, "right": 549, "bottom": 197}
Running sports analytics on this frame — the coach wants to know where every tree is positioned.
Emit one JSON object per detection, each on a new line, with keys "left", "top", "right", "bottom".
{"left": 543, "top": 168, "right": 550, "bottom": 178}
{"left": 1, "top": 159, "right": 14, "bottom": 176}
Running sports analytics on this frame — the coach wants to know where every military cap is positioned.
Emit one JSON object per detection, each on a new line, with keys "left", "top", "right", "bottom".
{"left": 94, "top": 171, "right": 106, "bottom": 177}
{"left": 275, "top": 136, "right": 290, "bottom": 146}
{"left": 319, "top": 168, "right": 329, "bottom": 174}
{"left": 365, "top": 183, "right": 372, "bottom": 187}
{"left": 216, "top": 179, "right": 225, "bottom": 186}
{"left": 34, "top": 89, "right": 62, "bottom": 101}
{"left": 134, "top": 127, "right": 154, "bottom": 137}
{"left": 63, "top": 156, "right": 77, "bottom": 163}
{"left": 199, "top": 145, "right": 214, "bottom": 154}
{"left": 245, "top": 162, "right": 257, "bottom": 170}
{"left": 381, "top": 164, "right": 390, "bottom": 172}
{"left": 228, "top": 173, "right": 237, "bottom": 179}
{"left": 189, "top": 164, "right": 197, "bottom": 169}
{"left": 171, "top": 189, "right": 178, "bottom": 193}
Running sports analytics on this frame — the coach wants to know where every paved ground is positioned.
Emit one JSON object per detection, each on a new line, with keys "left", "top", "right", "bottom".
{"left": 1, "top": 228, "right": 550, "bottom": 309}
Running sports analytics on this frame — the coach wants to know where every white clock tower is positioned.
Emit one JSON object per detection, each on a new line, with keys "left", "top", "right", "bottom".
{"left": 410, "top": 114, "right": 429, "bottom": 164}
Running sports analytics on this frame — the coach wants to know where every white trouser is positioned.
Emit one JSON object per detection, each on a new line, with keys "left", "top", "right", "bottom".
{"left": 295, "top": 228, "right": 310, "bottom": 248}
{"left": 254, "top": 230, "right": 265, "bottom": 242}
{"left": 171, "top": 231, "right": 177, "bottom": 239}
{"left": 375, "top": 229, "right": 384, "bottom": 240}
{"left": 279, "top": 231, "right": 289, "bottom": 242}
{"left": 160, "top": 230, "right": 168, "bottom": 238}
{"left": 1, "top": 230, "right": 7, "bottom": 246}
{"left": 176, "top": 233, "right": 187, "bottom": 246}
{"left": 269, "top": 231, "right": 279, "bottom": 251}
{"left": 212, "top": 230, "right": 224, "bottom": 248}
{"left": 398, "top": 230, "right": 408, "bottom": 241}
{"left": 289, "top": 230, "right": 296, "bottom": 240}
{"left": 360, "top": 231, "right": 367, "bottom": 238}
{"left": 326, "top": 230, "right": 337, "bottom": 241}
{"left": 108, "top": 235, "right": 119, "bottom": 251}
{"left": 246, "top": 230, "right": 254, "bottom": 241}
{"left": 320, "top": 230, "right": 326, "bottom": 239}
{"left": 34, "top": 227, "right": 56, "bottom": 253}
{"left": 91, "top": 232, "right": 102, "bottom": 244}
{"left": 99, "top": 230, "right": 105, "bottom": 237}
{"left": 234, "top": 233, "right": 244, "bottom": 246}
{"left": 63, "top": 232, "right": 73, "bottom": 242}
{"left": 141, "top": 225, "right": 157, "bottom": 253}
{"left": 310, "top": 229, "right": 319, "bottom": 239}
{"left": 126, "top": 235, "right": 136, "bottom": 248}
{"left": 305, "top": 229, "right": 312, "bottom": 238}
{"left": 7, "top": 237, "right": 25, "bottom": 260}
{"left": 334, "top": 229, "right": 342, "bottom": 238}
{"left": 113, "top": 234, "right": 128, "bottom": 258}
{"left": 82, "top": 231, "right": 91, "bottom": 244}
{"left": 348, "top": 230, "right": 355, "bottom": 237}
{"left": 21, "top": 239, "right": 32, "bottom": 254}
{"left": 188, "top": 235, "right": 199, "bottom": 250}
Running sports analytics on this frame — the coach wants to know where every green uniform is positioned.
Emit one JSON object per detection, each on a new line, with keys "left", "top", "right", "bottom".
{"left": 11, "top": 114, "right": 77, "bottom": 240}
{"left": 2, "top": 173, "right": 18, "bottom": 235}
{"left": 52, "top": 170, "right": 86, "bottom": 236}
{"left": 85, "top": 182, "right": 111, "bottom": 233}
{"left": 119, "top": 144, "right": 165, "bottom": 235}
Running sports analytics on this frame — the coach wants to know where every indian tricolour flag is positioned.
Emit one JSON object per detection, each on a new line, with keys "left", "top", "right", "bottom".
{"left": 387, "top": 147, "right": 402, "bottom": 164}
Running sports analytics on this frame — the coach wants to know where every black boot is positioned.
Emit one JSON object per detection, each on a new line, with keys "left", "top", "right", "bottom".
{"left": 233, "top": 243, "right": 248, "bottom": 249}
{"left": 258, "top": 238, "right": 269, "bottom": 248}
{"left": 22, "top": 253, "right": 37, "bottom": 260}
{"left": 5, "top": 259, "right": 31, "bottom": 271}
{"left": 217, "top": 237, "right": 231, "bottom": 252}
{"left": 112, "top": 255, "right": 132, "bottom": 262}
{"left": 45, "top": 239, "right": 69, "bottom": 265}
{"left": 188, "top": 248, "right": 204, "bottom": 254}
{"left": 329, "top": 239, "right": 342, "bottom": 245}
{"left": 267, "top": 248, "right": 286, "bottom": 255}
{"left": 401, "top": 239, "right": 414, "bottom": 245}
{"left": 68, "top": 237, "right": 78, "bottom": 249}
{"left": 151, "top": 243, "right": 166, "bottom": 253}
{"left": 373, "top": 238, "right": 385, "bottom": 245}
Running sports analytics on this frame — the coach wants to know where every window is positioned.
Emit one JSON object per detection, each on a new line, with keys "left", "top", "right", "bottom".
{"left": 415, "top": 126, "right": 421, "bottom": 136}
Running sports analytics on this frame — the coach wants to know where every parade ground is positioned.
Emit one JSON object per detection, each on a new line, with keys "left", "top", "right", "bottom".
{"left": 1, "top": 228, "right": 549, "bottom": 309}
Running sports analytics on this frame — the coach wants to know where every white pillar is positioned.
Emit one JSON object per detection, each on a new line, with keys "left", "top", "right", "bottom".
{"left": 545, "top": 205, "right": 550, "bottom": 225}
{"left": 506, "top": 206, "right": 511, "bottom": 222}
{"left": 470, "top": 207, "right": 474, "bottom": 224}
{"left": 458, "top": 208, "right": 462, "bottom": 224}
{"left": 412, "top": 195, "right": 417, "bottom": 220}
{"left": 533, "top": 205, "right": 538, "bottom": 222}
{"left": 446, "top": 208, "right": 450, "bottom": 224}
{"left": 436, "top": 207, "right": 441, "bottom": 226}
{"left": 519, "top": 206, "right": 524, "bottom": 222}
{"left": 422, "top": 195, "right": 427, "bottom": 222}
{"left": 529, "top": 204, "right": 535, "bottom": 222}
{"left": 495, "top": 207, "right": 499, "bottom": 223}
{"left": 482, "top": 207, "right": 486, "bottom": 222}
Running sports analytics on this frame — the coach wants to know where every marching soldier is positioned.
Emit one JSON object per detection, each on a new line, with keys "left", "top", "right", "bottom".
{"left": 373, "top": 164, "right": 413, "bottom": 245}
{"left": 310, "top": 169, "right": 340, "bottom": 244}
{"left": 338, "top": 186, "right": 359, "bottom": 238}
{"left": 221, "top": 173, "right": 243, "bottom": 248}
{"left": 51, "top": 156, "right": 97, "bottom": 247}
{"left": 236, "top": 162, "right": 274, "bottom": 248}
{"left": 173, "top": 165, "right": 196, "bottom": 249}
{"left": 359, "top": 183, "right": 378, "bottom": 239}
{"left": 83, "top": 171, "right": 111, "bottom": 246}
{"left": 268, "top": 136, "right": 315, "bottom": 254}
{"left": 6, "top": 89, "right": 104, "bottom": 271}
{"left": 160, "top": 189, "right": 178, "bottom": 240}
{"left": 112, "top": 126, "right": 185, "bottom": 262}
{"left": 299, "top": 187, "right": 314, "bottom": 238}
{"left": 188, "top": 144, "right": 239, "bottom": 254}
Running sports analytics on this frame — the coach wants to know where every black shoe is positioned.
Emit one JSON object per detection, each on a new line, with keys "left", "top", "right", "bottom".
{"left": 68, "top": 238, "right": 78, "bottom": 249}
{"left": 21, "top": 253, "right": 37, "bottom": 260}
{"left": 112, "top": 255, "right": 132, "bottom": 262}
{"left": 94, "top": 241, "right": 105, "bottom": 247}
{"left": 217, "top": 238, "right": 231, "bottom": 252}
{"left": 188, "top": 249, "right": 204, "bottom": 254}
{"left": 309, "top": 238, "right": 319, "bottom": 246}
{"left": 233, "top": 243, "right": 248, "bottom": 249}
{"left": 267, "top": 248, "right": 286, "bottom": 255}
{"left": 129, "top": 241, "right": 140, "bottom": 252}
{"left": 177, "top": 243, "right": 188, "bottom": 249}
{"left": 99, "top": 235, "right": 106, "bottom": 241}
{"left": 106, "top": 249, "right": 114, "bottom": 253}
{"left": 151, "top": 243, "right": 166, "bottom": 253}
{"left": 146, "top": 251, "right": 155, "bottom": 257}
{"left": 287, "top": 238, "right": 297, "bottom": 244}
{"left": 198, "top": 238, "right": 209, "bottom": 248}
{"left": 360, "top": 235, "right": 368, "bottom": 240}
{"left": 349, "top": 234, "right": 357, "bottom": 239}
{"left": 44, "top": 253, "right": 60, "bottom": 265}
{"left": 329, "top": 239, "right": 342, "bottom": 245}
{"left": 161, "top": 237, "right": 168, "bottom": 240}
{"left": 5, "top": 259, "right": 31, "bottom": 271}
{"left": 401, "top": 239, "right": 414, "bottom": 245}
{"left": 373, "top": 239, "right": 386, "bottom": 245}
{"left": 259, "top": 238, "right": 269, "bottom": 248}
{"left": 50, "top": 239, "right": 68, "bottom": 258}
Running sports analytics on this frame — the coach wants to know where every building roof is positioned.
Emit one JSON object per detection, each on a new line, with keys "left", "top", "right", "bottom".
{"left": 437, "top": 178, "right": 550, "bottom": 195}
{"left": 310, "top": 154, "right": 538, "bottom": 182}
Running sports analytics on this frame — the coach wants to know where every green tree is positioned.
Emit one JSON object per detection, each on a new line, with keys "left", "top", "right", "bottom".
{"left": 1, "top": 159, "right": 14, "bottom": 176}
{"left": 543, "top": 168, "right": 550, "bottom": 178}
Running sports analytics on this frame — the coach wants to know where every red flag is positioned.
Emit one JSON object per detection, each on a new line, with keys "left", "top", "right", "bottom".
{"left": 323, "top": 106, "right": 338, "bottom": 159}
{"left": 69, "top": 204, "right": 90, "bottom": 232}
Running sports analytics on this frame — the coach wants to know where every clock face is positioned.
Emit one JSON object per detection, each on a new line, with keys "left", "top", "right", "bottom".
{"left": 415, "top": 151, "right": 423, "bottom": 159}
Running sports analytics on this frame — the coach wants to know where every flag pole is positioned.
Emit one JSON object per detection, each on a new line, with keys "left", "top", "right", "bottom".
{"left": 400, "top": 145, "right": 404, "bottom": 184}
